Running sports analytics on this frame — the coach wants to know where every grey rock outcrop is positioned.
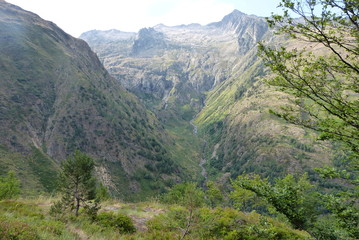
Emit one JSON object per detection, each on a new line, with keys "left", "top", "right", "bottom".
{"left": 210, "top": 10, "right": 269, "bottom": 55}
{"left": 131, "top": 27, "right": 168, "bottom": 56}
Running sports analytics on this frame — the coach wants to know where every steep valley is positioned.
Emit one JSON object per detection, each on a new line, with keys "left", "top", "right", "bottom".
{"left": 81, "top": 10, "right": 335, "bottom": 185}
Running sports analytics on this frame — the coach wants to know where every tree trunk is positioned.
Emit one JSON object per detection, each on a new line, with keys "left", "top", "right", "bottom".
{"left": 75, "top": 197, "right": 80, "bottom": 217}
{"left": 180, "top": 208, "right": 193, "bottom": 240}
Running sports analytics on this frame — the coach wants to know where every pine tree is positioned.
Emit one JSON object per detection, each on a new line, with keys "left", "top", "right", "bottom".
{"left": 51, "top": 151, "right": 99, "bottom": 217}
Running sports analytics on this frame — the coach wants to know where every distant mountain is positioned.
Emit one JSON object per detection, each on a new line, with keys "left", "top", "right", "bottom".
{"left": 81, "top": 9, "right": 335, "bottom": 182}
{"left": 80, "top": 10, "right": 269, "bottom": 105}
{"left": 0, "top": 1, "right": 193, "bottom": 199}
{"left": 209, "top": 10, "right": 269, "bottom": 54}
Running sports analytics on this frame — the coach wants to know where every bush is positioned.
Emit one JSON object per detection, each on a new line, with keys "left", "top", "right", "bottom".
{"left": 96, "top": 211, "right": 136, "bottom": 233}
{"left": 0, "top": 171, "right": 20, "bottom": 200}
{"left": 0, "top": 219, "right": 40, "bottom": 240}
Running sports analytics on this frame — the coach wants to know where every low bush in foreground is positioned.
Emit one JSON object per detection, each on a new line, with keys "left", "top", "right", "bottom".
{"left": 96, "top": 211, "right": 136, "bottom": 233}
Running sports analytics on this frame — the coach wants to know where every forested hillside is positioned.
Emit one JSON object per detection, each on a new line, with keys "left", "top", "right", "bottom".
{"left": 0, "top": 1, "right": 197, "bottom": 200}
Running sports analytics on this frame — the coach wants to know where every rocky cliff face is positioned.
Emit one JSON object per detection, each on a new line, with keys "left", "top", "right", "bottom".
{"left": 0, "top": 1, "right": 189, "bottom": 199}
{"left": 81, "top": 10, "right": 269, "bottom": 117}
{"left": 131, "top": 27, "right": 168, "bottom": 56}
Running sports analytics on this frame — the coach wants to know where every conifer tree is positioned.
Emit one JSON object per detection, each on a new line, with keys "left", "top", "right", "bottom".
{"left": 51, "top": 151, "right": 99, "bottom": 217}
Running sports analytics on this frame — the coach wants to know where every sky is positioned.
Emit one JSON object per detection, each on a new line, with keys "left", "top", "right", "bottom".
{"left": 6, "top": 0, "right": 283, "bottom": 37}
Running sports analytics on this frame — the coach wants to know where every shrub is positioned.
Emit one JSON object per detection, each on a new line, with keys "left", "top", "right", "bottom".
{"left": 147, "top": 207, "right": 309, "bottom": 240}
{"left": 0, "top": 219, "right": 40, "bottom": 240}
{"left": 96, "top": 211, "right": 136, "bottom": 233}
{"left": 54, "top": 151, "right": 99, "bottom": 217}
{"left": 0, "top": 171, "right": 20, "bottom": 200}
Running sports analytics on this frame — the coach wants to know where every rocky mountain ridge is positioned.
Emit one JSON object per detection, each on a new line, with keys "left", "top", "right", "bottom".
{"left": 80, "top": 10, "right": 269, "bottom": 114}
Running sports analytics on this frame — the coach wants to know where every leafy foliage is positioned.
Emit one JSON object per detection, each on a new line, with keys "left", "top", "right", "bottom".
{"left": 95, "top": 182, "right": 111, "bottom": 201}
{"left": 0, "top": 200, "right": 73, "bottom": 239}
{"left": 162, "top": 182, "right": 205, "bottom": 209}
{"left": 257, "top": 1, "right": 359, "bottom": 238}
{"left": 147, "top": 206, "right": 310, "bottom": 240}
{"left": 259, "top": 0, "right": 359, "bottom": 159}
{"left": 232, "top": 174, "right": 315, "bottom": 230}
{"left": 233, "top": 172, "right": 359, "bottom": 239}
{"left": 0, "top": 171, "right": 20, "bottom": 200}
{"left": 0, "top": 219, "right": 40, "bottom": 240}
{"left": 162, "top": 182, "right": 205, "bottom": 239}
{"left": 205, "top": 181, "right": 224, "bottom": 208}
{"left": 230, "top": 181, "right": 262, "bottom": 212}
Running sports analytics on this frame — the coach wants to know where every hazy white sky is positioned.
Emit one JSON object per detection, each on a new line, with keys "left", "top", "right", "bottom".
{"left": 6, "top": 0, "right": 282, "bottom": 37}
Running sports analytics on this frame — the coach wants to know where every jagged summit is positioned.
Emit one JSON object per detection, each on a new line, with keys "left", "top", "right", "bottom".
{"left": 210, "top": 9, "right": 266, "bottom": 30}
{"left": 208, "top": 9, "right": 268, "bottom": 54}
{"left": 222, "top": 9, "right": 248, "bottom": 20}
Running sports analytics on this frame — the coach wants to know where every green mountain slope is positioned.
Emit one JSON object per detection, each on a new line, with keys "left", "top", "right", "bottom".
{"left": 195, "top": 45, "right": 333, "bottom": 180}
{"left": 0, "top": 1, "right": 195, "bottom": 200}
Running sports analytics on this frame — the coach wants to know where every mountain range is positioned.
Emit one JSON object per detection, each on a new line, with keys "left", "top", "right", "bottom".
{"left": 0, "top": 1, "right": 338, "bottom": 199}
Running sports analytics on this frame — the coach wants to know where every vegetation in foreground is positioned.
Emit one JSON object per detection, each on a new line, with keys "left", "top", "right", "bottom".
{"left": 0, "top": 160, "right": 310, "bottom": 240}
{"left": 0, "top": 195, "right": 310, "bottom": 240}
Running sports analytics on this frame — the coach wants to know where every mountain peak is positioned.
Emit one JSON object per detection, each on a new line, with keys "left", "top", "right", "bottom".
{"left": 218, "top": 9, "right": 252, "bottom": 26}
{"left": 207, "top": 9, "right": 268, "bottom": 55}
{"left": 228, "top": 9, "right": 247, "bottom": 17}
